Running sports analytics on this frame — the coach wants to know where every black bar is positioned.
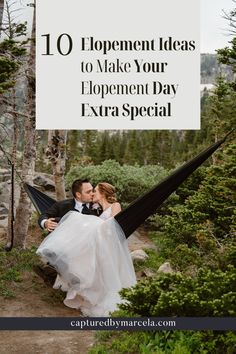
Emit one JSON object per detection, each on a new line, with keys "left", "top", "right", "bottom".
{"left": 0, "top": 317, "right": 235, "bottom": 331}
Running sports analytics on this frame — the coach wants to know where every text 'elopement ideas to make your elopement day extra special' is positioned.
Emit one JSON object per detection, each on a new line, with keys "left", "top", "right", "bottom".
{"left": 36, "top": 0, "right": 200, "bottom": 130}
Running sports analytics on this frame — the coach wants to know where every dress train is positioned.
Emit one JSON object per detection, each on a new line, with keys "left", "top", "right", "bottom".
{"left": 36, "top": 211, "right": 136, "bottom": 316}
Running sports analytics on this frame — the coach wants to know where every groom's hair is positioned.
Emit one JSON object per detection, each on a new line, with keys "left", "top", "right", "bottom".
{"left": 72, "top": 179, "right": 90, "bottom": 197}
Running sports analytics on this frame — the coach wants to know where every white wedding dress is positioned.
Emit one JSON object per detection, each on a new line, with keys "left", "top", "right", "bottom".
{"left": 36, "top": 207, "right": 136, "bottom": 316}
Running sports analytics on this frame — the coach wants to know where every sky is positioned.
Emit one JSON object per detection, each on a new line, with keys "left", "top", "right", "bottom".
{"left": 201, "top": 0, "right": 235, "bottom": 53}
{"left": 4, "top": 0, "right": 236, "bottom": 54}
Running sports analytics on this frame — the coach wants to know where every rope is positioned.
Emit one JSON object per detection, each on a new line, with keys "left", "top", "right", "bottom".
{"left": 0, "top": 143, "right": 25, "bottom": 185}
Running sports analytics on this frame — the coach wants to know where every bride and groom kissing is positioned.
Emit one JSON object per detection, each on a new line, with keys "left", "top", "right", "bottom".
{"left": 36, "top": 179, "right": 136, "bottom": 317}
{"left": 38, "top": 179, "right": 122, "bottom": 232}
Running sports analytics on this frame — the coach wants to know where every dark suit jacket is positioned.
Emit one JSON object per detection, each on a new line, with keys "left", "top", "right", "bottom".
{"left": 38, "top": 199, "right": 101, "bottom": 229}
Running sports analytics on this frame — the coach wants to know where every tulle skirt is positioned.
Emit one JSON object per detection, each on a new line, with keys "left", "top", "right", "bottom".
{"left": 36, "top": 211, "right": 136, "bottom": 316}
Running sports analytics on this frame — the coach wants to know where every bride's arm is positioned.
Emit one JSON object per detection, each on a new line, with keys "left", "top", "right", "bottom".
{"left": 111, "top": 202, "right": 121, "bottom": 216}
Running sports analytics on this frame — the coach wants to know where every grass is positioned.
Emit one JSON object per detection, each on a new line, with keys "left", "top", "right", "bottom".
{"left": 0, "top": 241, "right": 68, "bottom": 307}
{"left": 133, "top": 247, "right": 166, "bottom": 274}
{"left": 89, "top": 229, "right": 236, "bottom": 354}
{"left": 0, "top": 284, "right": 15, "bottom": 298}
{"left": 89, "top": 330, "right": 236, "bottom": 354}
{"left": 89, "top": 331, "right": 144, "bottom": 354}
{"left": 41, "top": 288, "right": 65, "bottom": 305}
{"left": 0, "top": 243, "right": 40, "bottom": 299}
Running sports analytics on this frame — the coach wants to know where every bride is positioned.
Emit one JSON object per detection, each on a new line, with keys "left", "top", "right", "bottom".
{"left": 36, "top": 182, "right": 136, "bottom": 316}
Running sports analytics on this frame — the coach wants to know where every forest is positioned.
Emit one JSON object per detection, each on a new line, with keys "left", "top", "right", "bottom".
{"left": 0, "top": 0, "right": 236, "bottom": 353}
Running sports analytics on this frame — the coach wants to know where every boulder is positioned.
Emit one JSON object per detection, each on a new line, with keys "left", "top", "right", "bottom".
{"left": 130, "top": 249, "right": 149, "bottom": 262}
{"left": 141, "top": 268, "right": 156, "bottom": 278}
{"left": 0, "top": 181, "right": 20, "bottom": 204}
{"left": 128, "top": 231, "right": 157, "bottom": 252}
{"left": 33, "top": 173, "right": 55, "bottom": 191}
{"left": 157, "top": 262, "right": 174, "bottom": 274}
{"left": 0, "top": 171, "right": 55, "bottom": 232}
{"left": 0, "top": 168, "right": 11, "bottom": 183}
{"left": 0, "top": 202, "right": 8, "bottom": 215}
{"left": 0, "top": 215, "right": 8, "bottom": 229}
{"left": 0, "top": 214, "right": 7, "bottom": 220}
{"left": 0, "top": 181, "right": 9, "bottom": 203}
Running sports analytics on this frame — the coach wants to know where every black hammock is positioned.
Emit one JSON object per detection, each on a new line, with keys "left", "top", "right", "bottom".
{"left": 24, "top": 132, "right": 233, "bottom": 238}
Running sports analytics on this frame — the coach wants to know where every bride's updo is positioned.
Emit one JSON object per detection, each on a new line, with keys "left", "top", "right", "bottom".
{"left": 97, "top": 182, "right": 117, "bottom": 203}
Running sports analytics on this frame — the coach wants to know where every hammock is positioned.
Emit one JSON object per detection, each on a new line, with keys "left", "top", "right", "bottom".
{"left": 24, "top": 183, "right": 56, "bottom": 214}
{"left": 24, "top": 132, "right": 233, "bottom": 238}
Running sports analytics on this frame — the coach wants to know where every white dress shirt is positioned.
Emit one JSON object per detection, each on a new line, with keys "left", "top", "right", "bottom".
{"left": 74, "top": 200, "right": 89, "bottom": 213}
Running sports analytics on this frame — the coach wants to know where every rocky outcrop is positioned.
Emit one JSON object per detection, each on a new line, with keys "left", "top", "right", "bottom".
{"left": 0, "top": 180, "right": 21, "bottom": 204}
{"left": 0, "top": 171, "right": 55, "bottom": 234}
{"left": 140, "top": 268, "right": 156, "bottom": 278}
{"left": 128, "top": 231, "right": 157, "bottom": 252}
{"left": 157, "top": 262, "right": 174, "bottom": 274}
{"left": 0, "top": 169, "right": 11, "bottom": 183}
{"left": 0, "top": 202, "right": 8, "bottom": 215}
{"left": 33, "top": 173, "right": 55, "bottom": 191}
{"left": 130, "top": 249, "right": 149, "bottom": 262}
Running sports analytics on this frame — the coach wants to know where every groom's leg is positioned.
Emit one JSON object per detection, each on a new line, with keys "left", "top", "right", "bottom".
{"left": 33, "top": 263, "right": 57, "bottom": 286}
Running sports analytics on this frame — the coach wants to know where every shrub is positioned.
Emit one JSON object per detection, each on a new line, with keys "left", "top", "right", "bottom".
{"left": 89, "top": 330, "right": 236, "bottom": 354}
{"left": 151, "top": 145, "right": 236, "bottom": 248}
{"left": 0, "top": 246, "right": 39, "bottom": 299}
{"left": 119, "top": 266, "right": 236, "bottom": 317}
{"left": 66, "top": 160, "right": 177, "bottom": 210}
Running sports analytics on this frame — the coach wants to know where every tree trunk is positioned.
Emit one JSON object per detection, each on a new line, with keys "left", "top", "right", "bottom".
{"left": 0, "top": 0, "right": 4, "bottom": 36}
{"left": 6, "top": 88, "right": 18, "bottom": 248}
{"left": 47, "top": 130, "right": 67, "bottom": 200}
{"left": 13, "top": 4, "right": 35, "bottom": 248}
{"left": 0, "top": 0, "right": 5, "bottom": 112}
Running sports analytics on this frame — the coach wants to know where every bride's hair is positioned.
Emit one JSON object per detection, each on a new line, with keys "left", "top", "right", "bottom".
{"left": 97, "top": 182, "right": 117, "bottom": 203}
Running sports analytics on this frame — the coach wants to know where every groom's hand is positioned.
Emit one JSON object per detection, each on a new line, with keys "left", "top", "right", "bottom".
{"left": 45, "top": 218, "right": 58, "bottom": 232}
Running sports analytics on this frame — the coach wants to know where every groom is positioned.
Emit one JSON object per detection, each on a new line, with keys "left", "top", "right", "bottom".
{"left": 35, "top": 178, "right": 101, "bottom": 284}
{"left": 38, "top": 178, "right": 101, "bottom": 232}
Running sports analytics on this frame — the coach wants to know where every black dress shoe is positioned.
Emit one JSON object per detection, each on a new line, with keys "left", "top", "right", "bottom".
{"left": 33, "top": 265, "right": 57, "bottom": 286}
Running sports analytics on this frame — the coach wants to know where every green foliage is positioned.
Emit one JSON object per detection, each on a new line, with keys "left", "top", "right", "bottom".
{"left": 175, "top": 167, "right": 207, "bottom": 203}
{"left": 1, "top": 268, "right": 21, "bottom": 282}
{"left": 99, "top": 140, "right": 236, "bottom": 354}
{"left": 0, "top": 284, "right": 15, "bottom": 298}
{"left": 217, "top": 37, "right": 236, "bottom": 74}
{"left": 0, "top": 246, "right": 39, "bottom": 298}
{"left": 90, "top": 331, "right": 150, "bottom": 354}
{"left": 134, "top": 248, "right": 165, "bottom": 273}
{"left": 90, "top": 330, "right": 236, "bottom": 354}
{"left": 0, "top": 56, "right": 18, "bottom": 92}
{"left": 66, "top": 160, "right": 171, "bottom": 207}
{"left": 202, "top": 78, "right": 236, "bottom": 140}
{"left": 223, "top": 245, "right": 236, "bottom": 268}
{"left": 0, "top": 38, "right": 27, "bottom": 93}
{"left": 88, "top": 13, "right": 236, "bottom": 354}
{"left": 2, "top": 18, "right": 28, "bottom": 40}
{"left": 152, "top": 144, "right": 236, "bottom": 250}
{"left": 12, "top": 22, "right": 28, "bottom": 38}
{"left": 65, "top": 128, "right": 219, "bottom": 171}
{"left": 119, "top": 266, "right": 235, "bottom": 317}
{"left": 64, "top": 81, "right": 234, "bottom": 169}
{"left": 0, "top": 39, "right": 27, "bottom": 56}
{"left": 170, "top": 244, "right": 201, "bottom": 270}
